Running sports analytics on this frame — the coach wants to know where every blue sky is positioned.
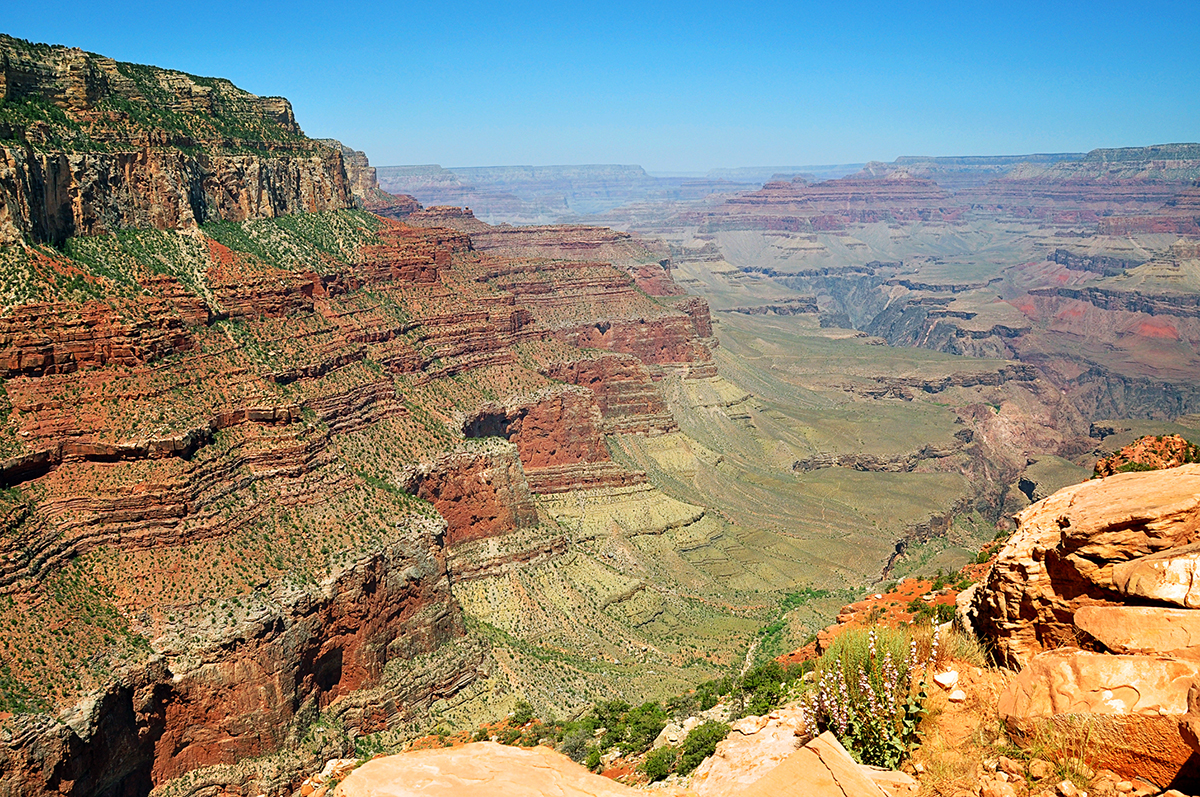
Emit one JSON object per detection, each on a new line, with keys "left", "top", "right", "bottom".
{"left": 6, "top": 1, "right": 1198, "bottom": 171}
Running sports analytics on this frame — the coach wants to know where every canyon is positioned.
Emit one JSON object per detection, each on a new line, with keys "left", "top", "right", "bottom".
{"left": 2, "top": 30, "right": 1200, "bottom": 797}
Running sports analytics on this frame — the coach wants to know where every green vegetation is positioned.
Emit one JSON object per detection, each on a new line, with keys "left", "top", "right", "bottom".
{"left": 641, "top": 744, "right": 678, "bottom": 782}
{"left": 756, "top": 586, "right": 831, "bottom": 661}
{"left": 800, "top": 626, "right": 930, "bottom": 768}
{"left": 0, "top": 95, "right": 100, "bottom": 151}
{"left": 678, "top": 721, "right": 731, "bottom": 775}
{"left": 0, "top": 34, "right": 316, "bottom": 155}
{"left": 906, "top": 598, "right": 956, "bottom": 625}
{"left": 736, "top": 659, "right": 809, "bottom": 717}
{"left": 1114, "top": 461, "right": 1158, "bottom": 473}
{"left": 508, "top": 700, "right": 535, "bottom": 727}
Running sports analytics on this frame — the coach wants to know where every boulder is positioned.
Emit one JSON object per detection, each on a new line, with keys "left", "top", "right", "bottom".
{"left": 739, "top": 732, "right": 889, "bottom": 797}
{"left": 1057, "top": 467, "right": 1200, "bottom": 562}
{"left": 333, "top": 742, "right": 668, "bottom": 797}
{"left": 970, "top": 465, "right": 1200, "bottom": 669}
{"left": 1112, "top": 544, "right": 1200, "bottom": 608}
{"left": 933, "top": 670, "right": 959, "bottom": 689}
{"left": 689, "top": 706, "right": 807, "bottom": 796}
{"left": 998, "top": 649, "right": 1200, "bottom": 787}
{"left": 1073, "top": 604, "right": 1200, "bottom": 654}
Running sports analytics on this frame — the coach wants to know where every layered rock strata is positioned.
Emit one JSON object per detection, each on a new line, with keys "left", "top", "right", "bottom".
{"left": 461, "top": 386, "right": 648, "bottom": 493}
{"left": 0, "top": 519, "right": 474, "bottom": 797}
{"left": 542, "top": 355, "right": 678, "bottom": 435}
{"left": 404, "top": 444, "right": 539, "bottom": 546}
{"left": 966, "top": 465, "right": 1200, "bottom": 786}
{"left": 968, "top": 465, "right": 1200, "bottom": 668}
{"left": 0, "top": 194, "right": 701, "bottom": 795}
{"left": 0, "top": 34, "right": 354, "bottom": 244}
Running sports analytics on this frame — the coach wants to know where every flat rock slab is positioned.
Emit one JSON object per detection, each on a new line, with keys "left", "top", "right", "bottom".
{"left": 1112, "top": 543, "right": 1200, "bottom": 608}
{"left": 999, "top": 649, "right": 1200, "bottom": 789}
{"left": 1057, "top": 466, "right": 1200, "bottom": 562}
{"left": 334, "top": 742, "right": 675, "bottom": 797}
{"left": 1074, "top": 604, "right": 1200, "bottom": 653}
{"left": 740, "top": 732, "right": 888, "bottom": 797}
{"left": 999, "top": 648, "right": 1199, "bottom": 717}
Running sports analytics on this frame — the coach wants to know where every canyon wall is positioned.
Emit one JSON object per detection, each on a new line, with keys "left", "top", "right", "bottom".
{"left": 0, "top": 195, "right": 706, "bottom": 794}
{"left": 0, "top": 38, "right": 716, "bottom": 793}
{"left": 0, "top": 34, "right": 355, "bottom": 244}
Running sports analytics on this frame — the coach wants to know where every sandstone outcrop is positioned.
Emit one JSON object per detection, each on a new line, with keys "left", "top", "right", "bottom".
{"left": 997, "top": 649, "right": 1200, "bottom": 788}
{"left": 557, "top": 316, "right": 715, "bottom": 373}
{"left": 738, "top": 732, "right": 889, "bottom": 797}
{"left": 405, "top": 205, "right": 492, "bottom": 233}
{"left": 461, "top": 386, "right": 648, "bottom": 494}
{"left": 968, "top": 465, "right": 1200, "bottom": 669}
{"left": 966, "top": 465, "right": 1200, "bottom": 787}
{"left": 688, "top": 707, "right": 806, "bottom": 795}
{"left": 1073, "top": 605, "right": 1200, "bottom": 654}
{"left": 405, "top": 444, "right": 539, "bottom": 546}
{"left": 0, "top": 34, "right": 354, "bottom": 244}
{"left": 1094, "top": 434, "right": 1200, "bottom": 477}
{"left": 542, "top": 355, "right": 678, "bottom": 435}
{"left": 1112, "top": 544, "right": 1200, "bottom": 608}
{"left": 0, "top": 298, "right": 197, "bottom": 376}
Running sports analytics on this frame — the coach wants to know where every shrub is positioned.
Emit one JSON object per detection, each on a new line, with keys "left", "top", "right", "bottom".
{"left": 585, "top": 746, "right": 602, "bottom": 771}
{"left": 733, "top": 659, "right": 806, "bottom": 718}
{"left": 678, "top": 721, "right": 730, "bottom": 775}
{"left": 508, "top": 700, "right": 534, "bottom": 727}
{"left": 559, "top": 730, "right": 590, "bottom": 762}
{"left": 642, "top": 745, "right": 677, "bottom": 782}
{"left": 619, "top": 701, "right": 667, "bottom": 755}
{"left": 799, "top": 625, "right": 934, "bottom": 769}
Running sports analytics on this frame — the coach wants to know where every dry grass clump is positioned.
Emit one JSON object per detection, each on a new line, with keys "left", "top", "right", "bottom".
{"left": 913, "top": 630, "right": 1102, "bottom": 796}
{"left": 914, "top": 666, "right": 1010, "bottom": 796}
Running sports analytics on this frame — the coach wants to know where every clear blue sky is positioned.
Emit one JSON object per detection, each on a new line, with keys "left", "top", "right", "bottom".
{"left": 6, "top": 1, "right": 1198, "bottom": 171}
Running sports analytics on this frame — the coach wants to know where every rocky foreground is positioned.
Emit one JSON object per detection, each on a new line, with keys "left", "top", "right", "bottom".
{"left": 331, "top": 734, "right": 894, "bottom": 797}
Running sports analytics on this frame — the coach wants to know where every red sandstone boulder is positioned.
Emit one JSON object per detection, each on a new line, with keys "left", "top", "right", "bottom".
{"left": 968, "top": 465, "right": 1200, "bottom": 669}
{"left": 1112, "top": 543, "right": 1200, "bottom": 608}
{"left": 997, "top": 649, "right": 1200, "bottom": 788}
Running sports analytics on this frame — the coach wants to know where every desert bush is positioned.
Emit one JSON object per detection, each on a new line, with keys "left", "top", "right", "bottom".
{"left": 618, "top": 701, "right": 668, "bottom": 755}
{"left": 642, "top": 745, "right": 678, "bottom": 782}
{"left": 508, "top": 700, "right": 534, "bottom": 727}
{"left": 800, "top": 625, "right": 935, "bottom": 768}
{"left": 559, "top": 729, "right": 590, "bottom": 762}
{"left": 678, "top": 721, "right": 730, "bottom": 775}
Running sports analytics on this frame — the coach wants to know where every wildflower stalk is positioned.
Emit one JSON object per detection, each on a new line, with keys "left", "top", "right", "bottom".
{"left": 799, "top": 625, "right": 933, "bottom": 769}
